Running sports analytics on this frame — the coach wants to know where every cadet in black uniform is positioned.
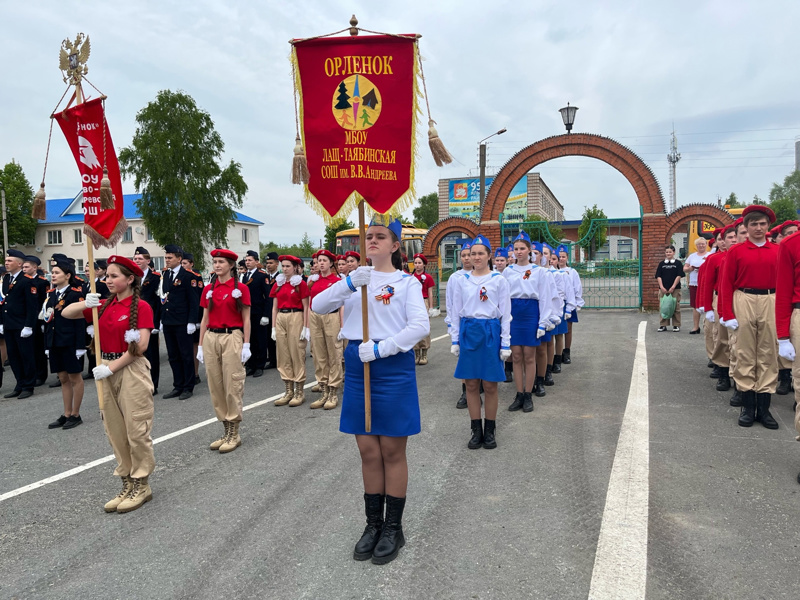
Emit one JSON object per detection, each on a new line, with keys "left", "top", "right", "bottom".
{"left": 263, "top": 252, "right": 280, "bottom": 370}
{"left": 134, "top": 247, "right": 162, "bottom": 394}
{"left": 84, "top": 260, "right": 110, "bottom": 381}
{"left": 160, "top": 245, "right": 200, "bottom": 400}
{"left": 181, "top": 252, "right": 204, "bottom": 385}
{"left": 242, "top": 250, "right": 270, "bottom": 377}
{"left": 23, "top": 256, "right": 50, "bottom": 386}
{"left": 1, "top": 249, "right": 40, "bottom": 398}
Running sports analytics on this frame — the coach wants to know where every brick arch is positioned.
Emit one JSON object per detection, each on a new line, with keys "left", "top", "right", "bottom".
{"left": 665, "top": 203, "right": 734, "bottom": 243}
{"left": 422, "top": 217, "right": 479, "bottom": 261}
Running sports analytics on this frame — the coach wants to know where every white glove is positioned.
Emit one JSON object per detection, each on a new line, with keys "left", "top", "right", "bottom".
{"left": 187, "top": 323, "right": 197, "bottom": 335}
{"left": 779, "top": 339, "right": 796, "bottom": 362}
{"left": 536, "top": 326, "right": 546, "bottom": 339}
{"left": 564, "top": 312, "right": 571, "bottom": 320}
{"left": 87, "top": 325, "right": 95, "bottom": 337}
{"left": 271, "top": 328, "right": 277, "bottom": 341}
{"left": 724, "top": 318, "right": 739, "bottom": 331}
{"left": 430, "top": 308, "right": 440, "bottom": 318}
{"left": 500, "top": 348, "right": 512, "bottom": 361}
{"left": 21, "top": 327, "right": 32, "bottom": 338}
{"left": 359, "top": 340, "right": 379, "bottom": 363}
{"left": 300, "top": 326, "right": 311, "bottom": 342}
{"left": 41, "top": 324, "right": 45, "bottom": 332}
{"left": 451, "top": 344, "right": 460, "bottom": 357}
{"left": 45, "top": 349, "right": 49, "bottom": 357}
{"left": 196, "top": 347, "right": 204, "bottom": 363}
{"left": 289, "top": 275, "right": 303, "bottom": 286}
{"left": 195, "top": 323, "right": 201, "bottom": 329}
{"left": 93, "top": 364, "right": 114, "bottom": 380}
{"left": 348, "top": 266, "right": 373, "bottom": 288}
{"left": 76, "top": 349, "right": 86, "bottom": 359}
{"left": 0, "top": 325, "right": 4, "bottom": 335}
{"left": 260, "top": 316, "right": 269, "bottom": 326}
{"left": 705, "top": 311, "right": 715, "bottom": 324}
{"left": 152, "top": 328, "right": 159, "bottom": 334}
{"left": 697, "top": 307, "right": 705, "bottom": 314}
{"left": 241, "top": 342, "right": 252, "bottom": 363}
{"left": 337, "top": 330, "right": 346, "bottom": 341}
{"left": 84, "top": 293, "right": 101, "bottom": 308}
{"left": 427, "top": 308, "right": 436, "bottom": 318}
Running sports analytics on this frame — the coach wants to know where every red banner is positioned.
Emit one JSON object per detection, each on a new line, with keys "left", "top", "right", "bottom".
{"left": 54, "top": 98, "right": 126, "bottom": 247}
{"left": 293, "top": 35, "right": 418, "bottom": 220}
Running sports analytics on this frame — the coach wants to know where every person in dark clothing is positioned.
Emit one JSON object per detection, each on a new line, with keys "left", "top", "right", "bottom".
{"left": 134, "top": 247, "right": 162, "bottom": 394}
{"left": 242, "top": 250, "right": 270, "bottom": 377}
{"left": 1, "top": 249, "right": 40, "bottom": 398}
{"left": 655, "top": 245, "right": 683, "bottom": 332}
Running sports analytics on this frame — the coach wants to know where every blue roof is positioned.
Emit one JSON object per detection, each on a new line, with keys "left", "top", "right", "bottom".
{"left": 38, "top": 193, "right": 263, "bottom": 226}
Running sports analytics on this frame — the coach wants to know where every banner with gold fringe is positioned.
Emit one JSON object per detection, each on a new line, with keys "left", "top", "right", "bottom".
{"left": 291, "top": 34, "right": 420, "bottom": 222}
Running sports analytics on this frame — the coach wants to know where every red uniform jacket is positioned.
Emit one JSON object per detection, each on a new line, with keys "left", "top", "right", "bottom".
{"left": 718, "top": 240, "right": 779, "bottom": 322}
{"left": 775, "top": 232, "right": 800, "bottom": 339}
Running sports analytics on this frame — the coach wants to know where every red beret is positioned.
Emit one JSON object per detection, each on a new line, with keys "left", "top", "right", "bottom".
{"left": 336, "top": 254, "right": 346, "bottom": 261}
{"left": 742, "top": 204, "right": 776, "bottom": 224}
{"left": 707, "top": 237, "right": 715, "bottom": 246}
{"left": 210, "top": 248, "right": 238, "bottom": 261}
{"left": 780, "top": 220, "right": 799, "bottom": 233}
{"left": 733, "top": 217, "right": 744, "bottom": 227}
{"left": 413, "top": 253, "right": 427, "bottom": 265}
{"left": 279, "top": 255, "right": 302, "bottom": 266}
{"left": 107, "top": 255, "right": 143, "bottom": 278}
{"left": 344, "top": 251, "right": 361, "bottom": 261}
{"left": 316, "top": 249, "right": 337, "bottom": 262}
{"left": 712, "top": 228, "right": 726, "bottom": 238}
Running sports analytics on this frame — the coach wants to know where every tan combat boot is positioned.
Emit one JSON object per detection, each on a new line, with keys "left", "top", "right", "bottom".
{"left": 310, "top": 384, "right": 328, "bottom": 409}
{"left": 219, "top": 422, "right": 241, "bottom": 453}
{"left": 116, "top": 476, "right": 152, "bottom": 513}
{"left": 289, "top": 381, "right": 306, "bottom": 406}
{"left": 324, "top": 387, "right": 339, "bottom": 410}
{"left": 311, "top": 383, "right": 323, "bottom": 393}
{"left": 414, "top": 349, "right": 420, "bottom": 364}
{"left": 418, "top": 348, "right": 428, "bottom": 366}
{"left": 104, "top": 475, "right": 134, "bottom": 513}
{"left": 274, "top": 380, "right": 294, "bottom": 406}
{"left": 210, "top": 421, "right": 230, "bottom": 450}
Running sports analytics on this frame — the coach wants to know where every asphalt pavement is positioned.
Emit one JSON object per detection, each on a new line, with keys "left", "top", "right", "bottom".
{"left": 1, "top": 309, "right": 799, "bottom": 599}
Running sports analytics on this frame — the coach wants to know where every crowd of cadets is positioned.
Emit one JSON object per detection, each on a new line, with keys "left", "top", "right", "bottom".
{"left": 696, "top": 204, "right": 800, "bottom": 482}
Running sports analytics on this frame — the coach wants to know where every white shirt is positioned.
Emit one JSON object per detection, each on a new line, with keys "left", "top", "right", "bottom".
{"left": 311, "top": 269, "right": 429, "bottom": 355}
{"left": 503, "top": 263, "right": 558, "bottom": 328}
{"left": 685, "top": 251, "right": 709, "bottom": 286}
{"left": 560, "top": 266, "right": 585, "bottom": 308}
{"left": 444, "top": 268, "right": 471, "bottom": 327}
{"left": 449, "top": 271, "right": 511, "bottom": 348}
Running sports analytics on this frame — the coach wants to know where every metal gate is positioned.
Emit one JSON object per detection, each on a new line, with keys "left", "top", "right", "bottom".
{"left": 500, "top": 214, "right": 643, "bottom": 309}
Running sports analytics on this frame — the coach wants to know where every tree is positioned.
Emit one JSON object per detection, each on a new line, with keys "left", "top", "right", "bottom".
{"left": 118, "top": 90, "right": 247, "bottom": 270}
{"left": 526, "top": 212, "right": 563, "bottom": 246}
{"left": 324, "top": 219, "right": 355, "bottom": 251}
{"left": 724, "top": 192, "right": 746, "bottom": 209}
{"left": 577, "top": 204, "right": 608, "bottom": 257}
{"left": 770, "top": 196, "right": 797, "bottom": 224}
{"left": 0, "top": 161, "right": 37, "bottom": 247}
{"left": 769, "top": 170, "right": 800, "bottom": 208}
{"left": 298, "top": 232, "right": 316, "bottom": 257}
{"left": 334, "top": 82, "right": 351, "bottom": 110}
{"left": 412, "top": 192, "right": 438, "bottom": 228}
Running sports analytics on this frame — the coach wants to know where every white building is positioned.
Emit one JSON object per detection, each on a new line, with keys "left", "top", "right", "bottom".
{"left": 18, "top": 192, "right": 262, "bottom": 276}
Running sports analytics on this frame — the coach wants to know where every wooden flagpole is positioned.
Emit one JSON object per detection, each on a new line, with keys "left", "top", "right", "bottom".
{"left": 358, "top": 200, "right": 371, "bottom": 432}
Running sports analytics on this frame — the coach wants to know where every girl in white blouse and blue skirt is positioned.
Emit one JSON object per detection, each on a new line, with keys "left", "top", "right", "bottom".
{"left": 311, "top": 215, "right": 429, "bottom": 566}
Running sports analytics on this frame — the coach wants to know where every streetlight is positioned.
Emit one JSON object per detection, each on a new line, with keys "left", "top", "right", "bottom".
{"left": 559, "top": 103, "right": 578, "bottom": 133}
{"left": 479, "top": 128, "right": 507, "bottom": 209}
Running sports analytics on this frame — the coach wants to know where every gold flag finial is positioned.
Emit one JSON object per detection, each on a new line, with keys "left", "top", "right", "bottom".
{"left": 59, "top": 33, "right": 91, "bottom": 87}
{"left": 349, "top": 15, "right": 359, "bottom": 36}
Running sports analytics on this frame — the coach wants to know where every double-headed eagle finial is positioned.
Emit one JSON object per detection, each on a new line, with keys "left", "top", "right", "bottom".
{"left": 59, "top": 33, "right": 91, "bottom": 86}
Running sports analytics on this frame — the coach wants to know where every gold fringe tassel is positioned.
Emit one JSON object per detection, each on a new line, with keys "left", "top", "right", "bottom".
{"left": 31, "top": 183, "right": 47, "bottom": 220}
{"left": 427, "top": 119, "right": 453, "bottom": 167}
{"left": 292, "top": 136, "right": 310, "bottom": 185}
{"left": 99, "top": 167, "right": 115, "bottom": 209}
{"left": 84, "top": 217, "right": 128, "bottom": 250}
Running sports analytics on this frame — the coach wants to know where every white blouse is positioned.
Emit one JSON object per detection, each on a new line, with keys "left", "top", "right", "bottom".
{"left": 503, "top": 263, "right": 559, "bottom": 326}
{"left": 449, "top": 271, "right": 511, "bottom": 349}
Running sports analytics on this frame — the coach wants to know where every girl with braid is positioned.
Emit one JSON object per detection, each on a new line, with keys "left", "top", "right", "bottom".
{"left": 63, "top": 255, "right": 155, "bottom": 514}
{"left": 197, "top": 249, "right": 251, "bottom": 453}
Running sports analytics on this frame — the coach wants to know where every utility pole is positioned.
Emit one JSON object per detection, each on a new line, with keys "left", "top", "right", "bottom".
{"left": 0, "top": 180, "right": 7, "bottom": 255}
{"left": 667, "top": 127, "right": 681, "bottom": 213}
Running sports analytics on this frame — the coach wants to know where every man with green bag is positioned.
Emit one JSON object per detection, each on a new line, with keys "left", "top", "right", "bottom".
{"left": 655, "top": 245, "right": 683, "bottom": 332}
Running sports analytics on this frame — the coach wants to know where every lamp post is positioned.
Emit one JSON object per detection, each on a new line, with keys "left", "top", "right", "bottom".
{"left": 0, "top": 180, "right": 7, "bottom": 255}
{"left": 559, "top": 103, "right": 578, "bottom": 133}
{"left": 479, "top": 128, "right": 507, "bottom": 210}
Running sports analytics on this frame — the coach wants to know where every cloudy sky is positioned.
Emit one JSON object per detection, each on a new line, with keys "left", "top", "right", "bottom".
{"left": 3, "top": 0, "right": 799, "bottom": 246}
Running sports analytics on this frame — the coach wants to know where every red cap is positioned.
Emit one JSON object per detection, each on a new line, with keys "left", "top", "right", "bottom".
{"left": 107, "top": 255, "right": 143, "bottom": 278}
{"left": 733, "top": 217, "right": 744, "bottom": 227}
{"left": 210, "top": 248, "right": 238, "bottom": 261}
{"left": 413, "top": 253, "right": 427, "bottom": 265}
{"left": 780, "top": 220, "right": 799, "bottom": 234}
{"left": 278, "top": 255, "right": 302, "bottom": 266}
{"left": 712, "top": 227, "right": 726, "bottom": 239}
{"left": 707, "top": 237, "right": 715, "bottom": 246}
{"left": 742, "top": 205, "right": 775, "bottom": 224}
{"left": 316, "top": 249, "right": 337, "bottom": 263}
{"left": 344, "top": 251, "right": 361, "bottom": 261}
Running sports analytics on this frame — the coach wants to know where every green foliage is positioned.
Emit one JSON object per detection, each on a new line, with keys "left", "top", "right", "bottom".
{"left": 118, "top": 90, "right": 248, "bottom": 270}
{"left": 523, "top": 212, "right": 564, "bottom": 246}
{"left": 577, "top": 204, "right": 608, "bottom": 255}
{"left": 412, "top": 192, "right": 438, "bottom": 228}
{"left": 0, "top": 161, "right": 37, "bottom": 246}
{"left": 324, "top": 219, "right": 354, "bottom": 251}
{"left": 724, "top": 192, "right": 746, "bottom": 209}
{"left": 769, "top": 170, "right": 800, "bottom": 210}
{"left": 260, "top": 232, "right": 317, "bottom": 259}
{"left": 770, "top": 196, "right": 797, "bottom": 224}
{"left": 573, "top": 258, "right": 639, "bottom": 278}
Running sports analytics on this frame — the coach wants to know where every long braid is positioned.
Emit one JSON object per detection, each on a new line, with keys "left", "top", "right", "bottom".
{"left": 208, "top": 276, "right": 218, "bottom": 312}
{"left": 233, "top": 264, "right": 244, "bottom": 312}
{"left": 127, "top": 277, "right": 143, "bottom": 356}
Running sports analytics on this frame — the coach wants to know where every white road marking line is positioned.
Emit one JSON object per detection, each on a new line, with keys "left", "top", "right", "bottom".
{"left": 0, "top": 333, "right": 452, "bottom": 504}
{"left": 588, "top": 320, "right": 649, "bottom": 600}
{"left": 431, "top": 333, "right": 449, "bottom": 342}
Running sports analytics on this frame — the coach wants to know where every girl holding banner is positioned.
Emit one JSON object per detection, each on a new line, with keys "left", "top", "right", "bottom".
{"left": 311, "top": 215, "right": 429, "bottom": 565}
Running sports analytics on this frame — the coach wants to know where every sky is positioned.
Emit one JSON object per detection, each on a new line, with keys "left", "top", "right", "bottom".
{"left": 2, "top": 0, "right": 800, "bottom": 247}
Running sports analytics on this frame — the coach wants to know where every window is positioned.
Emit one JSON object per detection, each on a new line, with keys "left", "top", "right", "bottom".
{"left": 151, "top": 256, "right": 165, "bottom": 272}
{"left": 47, "top": 230, "right": 62, "bottom": 245}
{"left": 76, "top": 259, "right": 84, "bottom": 274}
{"left": 146, "top": 227, "right": 154, "bottom": 241}
{"left": 123, "top": 227, "right": 133, "bottom": 243}
{"left": 73, "top": 229, "right": 82, "bottom": 244}
{"left": 242, "top": 228, "right": 249, "bottom": 244}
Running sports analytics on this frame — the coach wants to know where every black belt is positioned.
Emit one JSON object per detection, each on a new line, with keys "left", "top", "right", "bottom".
{"left": 279, "top": 308, "right": 302, "bottom": 313}
{"left": 792, "top": 303, "right": 800, "bottom": 309}
{"left": 208, "top": 327, "right": 242, "bottom": 334}
{"left": 101, "top": 352, "right": 124, "bottom": 360}
{"left": 328, "top": 310, "right": 339, "bottom": 315}
{"left": 740, "top": 288, "right": 775, "bottom": 295}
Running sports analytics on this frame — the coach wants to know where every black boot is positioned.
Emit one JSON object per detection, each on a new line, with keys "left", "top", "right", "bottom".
{"left": 456, "top": 383, "right": 467, "bottom": 409}
{"left": 372, "top": 495, "right": 406, "bottom": 564}
{"left": 709, "top": 365, "right": 721, "bottom": 379}
{"left": 468, "top": 419, "right": 483, "bottom": 449}
{"left": 776, "top": 369, "right": 792, "bottom": 396}
{"left": 755, "top": 393, "right": 779, "bottom": 429}
{"left": 482, "top": 419, "right": 497, "bottom": 449}
{"left": 716, "top": 367, "right": 731, "bottom": 391}
{"left": 534, "top": 376, "right": 546, "bottom": 398}
{"left": 738, "top": 390, "right": 756, "bottom": 427}
{"left": 544, "top": 365, "right": 554, "bottom": 386}
{"left": 552, "top": 355, "right": 562, "bottom": 374}
{"left": 504, "top": 362, "right": 513, "bottom": 382}
{"left": 707, "top": 359, "right": 714, "bottom": 368}
{"left": 509, "top": 392, "right": 524, "bottom": 411}
{"left": 729, "top": 382, "right": 743, "bottom": 407}
{"left": 522, "top": 391, "right": 534, "bottom": 412}
{"left": 353, "top": 493, "right": 384, "bottom": 561}
{"left": 562, "top": 348, "right": 571, "bottom": 364}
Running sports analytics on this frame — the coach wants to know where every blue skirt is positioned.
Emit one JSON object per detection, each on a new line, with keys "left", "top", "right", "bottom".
{"left": 554, "top": 302, "right": 569, "bottom": 335}
{"left": 454, "top": 318, "right": 506, "bottom": 382}
{"left": 510, "top": 298, "right": 541, "bottom": 347}
{"left": 568, "top": 310, "right": 579, "bottom": 323}
{"left": 340, "top": 340, "right": 421, "bottom": 437}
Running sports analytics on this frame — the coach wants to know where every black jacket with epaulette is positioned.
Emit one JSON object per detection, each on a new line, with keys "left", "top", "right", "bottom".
{"left": 44, "top": 286, "right": 86, "bottom": 349}
{"left": 0, "top": 272, "right": 40, "bottom": 330}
